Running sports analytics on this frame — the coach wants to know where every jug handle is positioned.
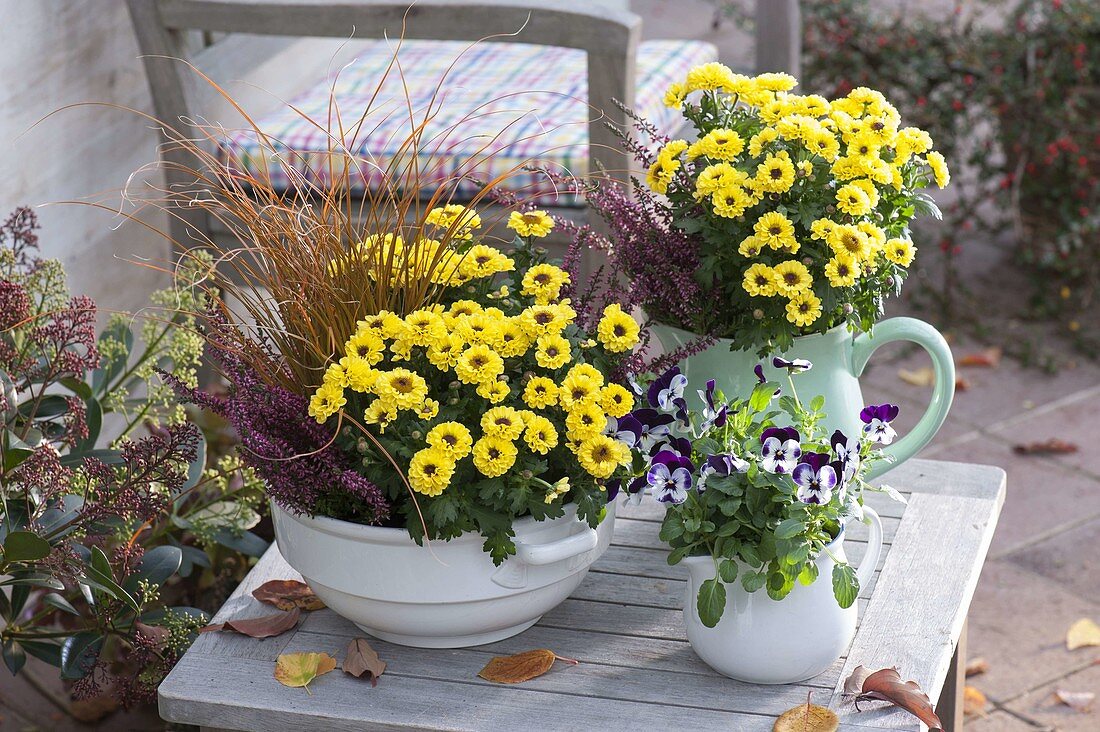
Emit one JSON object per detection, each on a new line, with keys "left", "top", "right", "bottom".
{"left": 851, "top": 317, "right": 955, "bottom": 478}
{"left": 855, "top": 506, "right": 884, "bottom": 591}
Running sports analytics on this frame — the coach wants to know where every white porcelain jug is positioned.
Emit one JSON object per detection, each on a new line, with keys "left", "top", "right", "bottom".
{"left": 681, "top": 507, "right": 883, "bottom": 684}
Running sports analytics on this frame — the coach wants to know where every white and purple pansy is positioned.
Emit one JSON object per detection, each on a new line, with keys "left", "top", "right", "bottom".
{"left": 648, "top": 367, "right": 689, "bottom": 411}
{"left": 772, "top": 356, "right": 813, "bottom": 373}
{"left": 792, "top": 451, "right": 838, "bottom": 505}
{"left": 859, "top": 403, "right": 900, "bottom": 445}
{"left": 647, "top": 450, "right": 695, "bottom": 504}
{"left": 754, "top": 364, "right": 781, "bottom": 395}
{"left": 698, "top": 379, "right": 728, "bottom": 428}
{"left": 629, "top": 409, "right": 676, "bottom": 453}
{"left": 610, "top": 414, "right": 644, "bottom": 449}
{"left": 830, "top": 428, "right": 861, "bottom": 484}
{"left": 698, "top": 453, "right": 750, "bottom": 491}
{"left": 672, "top": 396, "right": 691, "bottom": 429}
{"left": 759, "top": 426, "right": 801, "bottom": 474}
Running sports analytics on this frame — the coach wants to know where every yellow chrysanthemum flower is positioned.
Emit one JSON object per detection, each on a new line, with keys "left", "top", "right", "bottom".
{"left": 481, "top": 406, "right": 526, "bottom": 440}
{"left": 600, "top": 384, "right": 635, "bottom": 418}
{"left": 322, "top": 362, "right": 349, "bottom": 389}
{"left": 695, "top": 162, "right": 741, "bottom": 197}
{"left": 521, "top": 263, "right": 571, "bottom": 304}
{"left": 535, "top": 334, "right": 572, "bottom": 370}
{"left": 454, "top": 312, "right": 503, "bottom": 349}
{"left": 448, "top": 299, "right": 481, "bottom": 320}
{"left": 686, "top": 61, "right": 737, "bottom": 92}
{"left": 738, "top": 235, "right": 763, "bottom": 258}
{"left": 828, "top": 224, "right": 872, "bottom": 262}
{"left": 743, "top": 263, "right": 778, "bottom": 297}
{"left": 415, "top": 398, "right": 440, "bottom": 421}
{"left": 425, "top": 204, "right": 481, "bottom": 238}
{"left": 753, "top": 151, "right": 796, "bottom": 194}
{"left": 711, "top": 185, "right": 754, "bottom": 219}
{"left": 576, "top": 434, "right": 630, "bottom": 479}
{"left": 523, "top": 415, "right": 559, "bottom": 455}
{"left": 344, "top": 331, "right": 386, "bottom": 365}
{"left": 884, "top": 238, "right": 917, "bottom": 267}
{"left": 357, "top": 311, "right": 405, "bottom": 340}
{"left": 748, "top": 127, "right": 779, "bottom": 157}
{"left": 835, "top": 183, "right": 873, "bottom": 216}
{"left": 646, "top": 159, "right": 676, "bottom": 195}
{"left": 806, "top": 128, "right": 840, "bottom": 161}
{"left": 455, "top": 345, "right": 505, "bottom": 385}
{"left": 687, "top": 128, "right": 745, "bottom": 161}
{"left": 427, "top": 333, "right": 464, "bottom": 371}
{"left": 426, "top": 421, "right": 473, "bottom": 459}
{"left": 407, "top": 447, "right": 455, "bottom": 497}
{"left": 507, "top": 210, "right": 555, "bottom": 239}
{"left": 926, "top": 151, "right": 950, "bottom": 189}
{"left": 773, "top": 260, "right": 814, "bottom": 297}
{"left": 824, "top": 254, "right": 862, "bottom": 287}
{"left": 476, "top": 380, "right": 510, "bottom": 404}
{"left": 459, "top": 245, "right": 515, "bottom": 280}
{"left": 810, "top": 218, "right": 836, "bottom": 241}
{"left": 786, "top": 291, "right": 823, "bottom": 328}
{"left": 342, "top": 356, "right": 378, "bottom": 393}
{"left": 523, "top": 377, "right": 559, "bottom": 409}
{"left": 566, "top": 401, "right": 607, "bottom": 441}
{"left": 560, "top": 372, "right": 602, "bottom": 412}
{"left": 849, "top": 178, "right": 880, "bottom": 208}
{"left": 754, "top": 211, "right": 798, "bottom": 251}
{"left": 403, "top": 309, "right": 448, "bottom": 348}
{"left": 566, "top": 363, "right": 605, "bottom": 387}
{"left": 663, "top": 81, "right": 687, "bottom": 108}
{"left": 374, "top": 368, "right": 429, "bottom": 411}
{"left": 497, "top": 319, "right": 531, "bottom": 359}
{"left": 364, "top": 399, "right": 397, "bottom": 431}
{"left": 471, "top": 435, "right": 518, "bottom": 478}
{"left": 858, "top": 221, "right": 887, "bottom": 252}
{"left": 520, "top": 303, "right": 575, "bottom": 338}
{"left": 894, "top": 126, "right": 934, "bottom": 164}
{"left": 596, "top": 304, "right": 640, "bottom": 353}
{"left": 308, "top": 382, "right": 346, "bottom": 423}
{"left": 754, "top": 72, "right": 798, "bottom": 92}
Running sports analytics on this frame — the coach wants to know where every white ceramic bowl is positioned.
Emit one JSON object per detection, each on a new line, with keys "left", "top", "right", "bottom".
{"left": 272, "top": 500, "right": 616, "bottom": 648}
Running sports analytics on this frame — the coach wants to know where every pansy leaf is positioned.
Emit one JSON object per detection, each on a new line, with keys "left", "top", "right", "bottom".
{"left": 774, "top": 518, "right": 804, "bottom": 540}
{"left": 718, "top": 559, "right": 739, "bottom": 584}
{"left": 741, "top": 569, "right": 767, "bottom": 593}
{"left": 697, "top": 577, "right": 726, "bottom": 628}
{"left": 832, "top": 563, "right": 859, "bottom": 609}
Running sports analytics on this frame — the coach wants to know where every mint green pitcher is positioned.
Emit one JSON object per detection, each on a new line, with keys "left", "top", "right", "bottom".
{"left": 650, "top": 318, "right": 955, "bottom": 478}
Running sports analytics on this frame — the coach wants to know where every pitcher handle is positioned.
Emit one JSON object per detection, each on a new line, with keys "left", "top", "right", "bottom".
{"left": 855, "top": 506, "right": 883, "bottom": 591}
{"left": 851, "top": 317, "right": 955, "bottom": 478}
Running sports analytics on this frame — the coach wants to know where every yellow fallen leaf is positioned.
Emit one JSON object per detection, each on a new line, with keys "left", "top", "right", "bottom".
{"left": 1066, "top": 618, "right": 1100, "bottom": 650}
{"left": 963, "top": 686, "right": 987, "bottom": 717}
{"left": 477, "top": 649, "right": 576, "bottom": 684}
{"left": 773, "top": 701, "right": 839, "bottom": 732}
{"left": 274, "top": 652, "right": 337, "bottom": 694}
{"left": 898, "top": 367, "right": 936, "bottom": 387}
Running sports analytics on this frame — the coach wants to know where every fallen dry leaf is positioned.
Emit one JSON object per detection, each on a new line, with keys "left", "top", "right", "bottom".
{"left": 1066, "top": 618, "right": 1100, "bottom": 650}
{"left": 253, "top": 579, "right": 326, "bottom": 611}
{"left": 842, "top": 665, "right": 872, "bottom": 696}
{"left": 958, "top": 347, "right": 1002, "bottom": 368}
{"left": 963, "top": 686, "right": 988, "bottom": 717}
{"left": 1053, "top": 689, "right": 1096, "bottom": 712}
{"left": 847, "top": 666, "right": 943, "bottom": 731}
{"left": 898, "top": 367, "right": 936, "bottom": 387}
{"left": 343, "top": 638, "right": 386, "bottom": 686}
{"left": 1013, "top": 439, "right": 1079, "bottom": 456}
{"left": 954, "top": 376, "right": 971, "bottom": 392}
{"left": 964, "top": 658, "right": 989, "bottom": 677}
{"left": 773, "top": 700, "right": 839, "bottom": 732}
{"left": 199, "top": 607, "right": 300, "bottom": 639}
{"left": 274, "top": 652, "right": 337, "bottom": 695}
{"left": 477, "top": 649, "right": 577, "bottom": 684}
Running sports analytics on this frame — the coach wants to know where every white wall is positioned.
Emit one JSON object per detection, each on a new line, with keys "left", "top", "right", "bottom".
{"left": 0, "top": 0, "right": 169, "bottom": 313}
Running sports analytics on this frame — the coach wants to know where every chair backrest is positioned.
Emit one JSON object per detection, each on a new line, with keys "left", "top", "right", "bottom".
{"left": 125, "top": 0, "right": 642, "bottom": 243}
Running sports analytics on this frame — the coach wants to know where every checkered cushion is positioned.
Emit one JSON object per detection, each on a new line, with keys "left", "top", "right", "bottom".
{"left": 223, "top": 39, "right": 717, "bottom": 206}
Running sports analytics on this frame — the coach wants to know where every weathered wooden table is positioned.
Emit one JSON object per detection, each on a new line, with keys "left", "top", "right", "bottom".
{"left": 159, "top": 458, "right": 1004, "bottom": 731}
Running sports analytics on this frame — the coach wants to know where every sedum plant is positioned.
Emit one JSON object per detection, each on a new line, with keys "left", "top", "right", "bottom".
{"left": 611, "top": 358, "right": 902, "bottom": 627}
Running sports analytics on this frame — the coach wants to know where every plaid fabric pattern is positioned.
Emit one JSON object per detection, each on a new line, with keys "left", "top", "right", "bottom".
{"left": 223, "top": 39, "right": 716, "bottom": 206}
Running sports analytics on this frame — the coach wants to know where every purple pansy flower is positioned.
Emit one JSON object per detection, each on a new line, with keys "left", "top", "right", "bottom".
{"left": 623, "top": 476, "right": 648, "bottom": 505}
{"left": 648, "top": 450, "right": 695, "bottom": 504}
{"left": 698, "top": 453, "right": 750, "bottom": 491}
{"left": 672, "top": 397, "right": 691, "bottom": 429}
{"left": 698, "top": 379, "right": 728, "bottom": 428}
{"left": 754, "top": 364, "right": 782, "bottom": 395}
{"left": 648, "top": 367, "right": 688, "bottom": 411}
{"left": 772, "top": 356, "right": 813, "bottom": 373}
{"left": 760, "top": 426, "right": 801, "bottom": 474}
{"left": 830, "top": 429, "right": 861, "bottom": 484}
{"left": 860, "top": 403, "right": 900, "bottom": 445}
{"left": 610, "top": 415, "right": 644, "bottom": 449}
{"left": 627, "top": 371, "right": 645, "bottom": 396}
{"left": 630, "top": 409, "right": 676, "bottom": 452}
{"left": 793, "top": 451, "right": 837, "bottom": 505}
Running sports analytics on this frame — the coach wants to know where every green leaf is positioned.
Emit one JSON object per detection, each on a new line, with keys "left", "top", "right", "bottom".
{"left": 60, "top": 377, "right": 92, "bottom": 400}
{"left": 59, "top": 449, "right": 124, "bottom": 467}
{"left": 43, "top": 593, "right": 81, "bottom": 616}
{"left": 696, "top": 577, "right": 726, "bottom": 628}
{"left": 20, "top": 639, "right": 62, "bottom": 667}
{"left": 132, "top": 545, "right": 182, "bottom": 586}
{"left": 809, "top": 395, "right": 826, "bottom": 412}
{"left": 749, "top": 382, "right": 778, "bottom": 412}
{"left": 181, "top": 433, "right": 207, "bottom": 494}
{"left": 766, "top": 570, "right": 796, "bottom": 601}
{"left": 798, "top": 562, "right": 819, "bottom": 586}
{"left": 774, "top": 518, "right": 805, "bottom": 540}
{"left": 740, "top": 570, "right": 767, "bottom": 593}
{"left": 718, "top": 559, "right": 739, "bottom": 584}
{"left": 211, "top": 529, "right": 269, "bottom": 558}
{"left": 2, "top": 639, "right": 26, "bottom": 675}
{"left": 0, "top": 572, "right": 65, "bottom": 591}
{"left": 17, "top": 395, "right": 69, "bottom": 419}
{"left": 75, "top": 396, "right": 102, "bottom": 452}
{"left": 60, "top": 632, "right": 103, "bottom": 680}
{"left": 832, "top": 563, "right": 859, "bottom": 609}
{"left": 3, "top": 531, "right": 52, "bottom": 563}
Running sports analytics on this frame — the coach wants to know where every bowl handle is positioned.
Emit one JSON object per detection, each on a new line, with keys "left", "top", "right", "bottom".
{"left": 515, "top": 527, "right": 599, "bottom": 566}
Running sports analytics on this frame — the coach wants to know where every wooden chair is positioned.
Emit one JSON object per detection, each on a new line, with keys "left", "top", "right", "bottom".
{"left": 125, "top": 0, "right": 799, "bottom": 254}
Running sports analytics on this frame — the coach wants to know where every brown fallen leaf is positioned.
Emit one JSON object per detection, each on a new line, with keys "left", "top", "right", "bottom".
{"left": 954, "top": 376, "right": 971, "bottom": 392}
{"left": 848, "top": 666, "right": 943, "bottom": 731}
{"left": 1053, "top": 689, "right": 1096, "bottom": 712}
{"left": 1066, "top": 618, "right": 1100, "bottom": 650}
{"left": 477, "top": 649, "right": 577, "bottom": 684}
{"left": 964, "top": 657, "right": 989, "bottom": 677}
{"left": 773, "top": 699, "right": 839, "bottom": 732}
{"left": 253, "top": 579, "right": 326, "bottom": 611}
{"left": 199, "top": 607, "right": 300, "bottom": 638}
{"left": 898, "top": 367, "right": 936, "bottom": 387}
{"left": 1013, "top": 438, "right": 1079, "bottom": 456}
{"left": 963, "top": 686, "right": 988, "bottom": 717}
{"left": 274, "top": 652, "right": 337, "bottom": 695}
{"left": 958, "top": 347, "right": 1002, "bottom": 368}
{"left": 343, "top": 638, "right": 386, "bottom": 686}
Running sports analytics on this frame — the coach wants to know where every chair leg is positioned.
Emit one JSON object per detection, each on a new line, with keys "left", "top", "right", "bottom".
{"left": 937, "top": 619, "right": 968, "bottom": 731}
